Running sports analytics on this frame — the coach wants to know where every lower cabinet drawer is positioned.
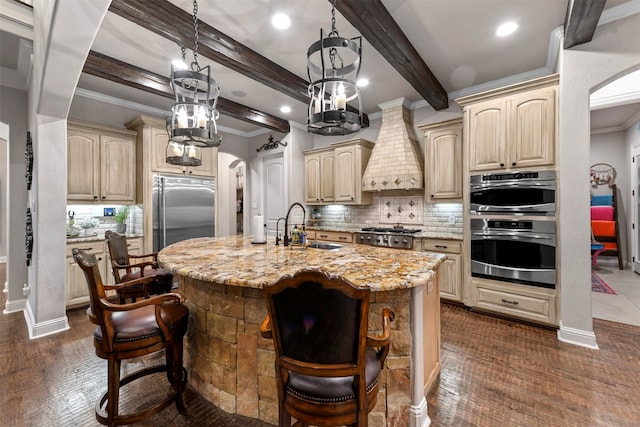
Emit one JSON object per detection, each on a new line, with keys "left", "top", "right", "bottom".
{"left": 315, "top": 231, "right": 353, "bottom": 243}
{"left": 471, "top": 279, "right": 557, "bottom": 326}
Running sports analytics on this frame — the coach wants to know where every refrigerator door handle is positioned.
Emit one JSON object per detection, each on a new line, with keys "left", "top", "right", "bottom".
{"left": 160, "top": 176, "right": 167, "bottom": 249}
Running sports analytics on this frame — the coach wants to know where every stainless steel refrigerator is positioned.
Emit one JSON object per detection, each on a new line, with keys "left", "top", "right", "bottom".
{"left": 152, "top": 174, "right": 215, "bottom": 252}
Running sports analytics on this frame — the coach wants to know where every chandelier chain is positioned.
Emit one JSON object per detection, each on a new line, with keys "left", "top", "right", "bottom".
{"left": 192, "top": 0, "right": 200, "bottom": 71}
{"left": 330, "top": 0, "right": 338, "bottom": 36}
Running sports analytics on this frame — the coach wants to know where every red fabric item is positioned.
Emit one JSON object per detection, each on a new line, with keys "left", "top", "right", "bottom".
{"left": 591, "top": 220, "right": 616, "bottom": 237}
{"left": 590, "top": 206, "right": 614, "bottom": 221}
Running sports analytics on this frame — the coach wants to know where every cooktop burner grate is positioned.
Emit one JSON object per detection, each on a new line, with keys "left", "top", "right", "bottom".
{"left": 361, "top": 227, "right": 422, "bottom": 234}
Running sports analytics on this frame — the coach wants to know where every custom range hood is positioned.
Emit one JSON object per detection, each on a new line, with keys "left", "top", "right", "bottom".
{"left": 362, "top": 98, "right": 424, "bottom": 191}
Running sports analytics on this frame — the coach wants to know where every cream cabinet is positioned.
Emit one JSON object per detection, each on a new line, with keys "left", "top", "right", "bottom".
{"left": 304, "top": 148, "right": 334, "bottom": 204}
{"left": 303, "top": 139, "right": 373, "bottom": 206}
{"left": 419, "top": 119, "right": 463, "bottom": 202}
{"left": 470, "top": 277, "right": 557, "bottom": 326}
{"left": 457, "top": 75, "right": 558, "bottom": 173}
{"left": 149, "top": 123, "right": 216, "bottom": 177}
{"left": 416, "top": 239, "right": 463, "bottom": 302}
{"left": 333, "top": 139, "right": 373, "bottom": 205}
{"left": 67, "top": 121, "right": 136, "bottom": 203}
{"left": 65, "top": 240, "right": 108, "bottom": 308}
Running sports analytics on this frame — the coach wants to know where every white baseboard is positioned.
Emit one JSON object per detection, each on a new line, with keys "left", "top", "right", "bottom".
{"left": 0, "top": 256, "right": 6, "bottom": 263}
{"left": 557, "top": 321, "right": 599, "bottom": 349}
{"left": 409, "top": 397, "right": 431, "bottom": 427}
{"left": 3, "top": 296, "right": 27, "bottom": 313}
{"left": 24, "top": 300, "right": 69, "bottom": 339}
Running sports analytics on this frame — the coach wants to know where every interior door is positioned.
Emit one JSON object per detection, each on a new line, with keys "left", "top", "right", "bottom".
{"left": 633, "top": 146, "right": 640, "bottom": 274}
{"left": 264, "top": 154, "right": 285, "bottom": 240}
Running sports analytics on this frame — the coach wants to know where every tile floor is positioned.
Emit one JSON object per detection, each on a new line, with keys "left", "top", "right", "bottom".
{"left": 591, "top": 261, "right": 640, "bottom": 327}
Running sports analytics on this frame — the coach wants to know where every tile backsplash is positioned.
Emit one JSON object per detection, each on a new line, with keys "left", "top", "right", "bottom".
{"left": 66, "top": 204, "right": 143, "bottom": 235}
{"left": 307, "top": 192, "right": 462, "bottom": 235}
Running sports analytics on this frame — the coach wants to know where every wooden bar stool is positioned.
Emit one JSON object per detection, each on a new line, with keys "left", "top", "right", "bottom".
{"left": 73, "top": 248, "right": 189, "bottom": 426}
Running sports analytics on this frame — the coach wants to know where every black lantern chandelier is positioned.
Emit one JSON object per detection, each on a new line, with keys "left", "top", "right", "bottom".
{"left": 166, "top": 0, "right": 221, "bottom": 168}
{"left": 306, "top": 0, "right": 363, "bottom": 136}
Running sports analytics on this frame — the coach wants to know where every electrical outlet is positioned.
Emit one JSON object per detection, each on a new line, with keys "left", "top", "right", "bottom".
{"left": 448, "top": 215, "right": 456, "bottom": 224}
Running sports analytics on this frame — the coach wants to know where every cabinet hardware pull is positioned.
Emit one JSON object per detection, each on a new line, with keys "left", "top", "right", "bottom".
{"left": 320, "top": 234, "right": 327, "bottom": 238}
{"left": 86, "top": 247, "right": 94, "bottom": 251}
{"left": 339, "top": 236, "right": 347, "bottom": 240}
{"left": 93, "top": 196, "right": 98, "bottom": 199}
{"left": 501, "top": 299, "right": 519, "bottom": 305}
{"left": 430, "top": 194, "right": 434, "bottom": 197}
{"left": 435, "top": 245, "right": 448, "bottom": 249}
{"left": 101, "top": 196, "right": 106, "bottom": 199}
{"left": 512, "top": 162, "right": 516, "bottom": 166}
{"left": 500, "top": 163, "right": 505, "bottom": 167}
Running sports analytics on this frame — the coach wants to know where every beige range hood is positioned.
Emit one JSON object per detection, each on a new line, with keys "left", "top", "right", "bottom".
{"left": 362, "top": 98, "right": 424, "bottom": 191}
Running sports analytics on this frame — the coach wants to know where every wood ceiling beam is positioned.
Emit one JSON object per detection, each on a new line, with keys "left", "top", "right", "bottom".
{"left": 109, "top": 0, "right": 309, "bottom": 103}
{"left": 83, "top": 51, "right": 291, "bottom": 133}
{"left": 108, "top": 0, "right": 367, "bottom": 129}
{"left": 333, "top": 0, "right": 449, "bottom": 111}
{"left": 564, "top": 0, "right": 606, "bottom": 49}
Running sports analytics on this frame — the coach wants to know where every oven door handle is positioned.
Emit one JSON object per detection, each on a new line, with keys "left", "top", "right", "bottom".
{"left": 470, "top": 181, "right": 556, "bottom": 191}
{"left": 471, "top": 232, "right": 556, "bottom": 244}
{"left": 470, "top": 203, "right": 555, "bottom": 213}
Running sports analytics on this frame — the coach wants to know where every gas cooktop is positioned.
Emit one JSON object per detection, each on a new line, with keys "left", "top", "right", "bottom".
{"left": 361, "top": 227, "right": 422, "bottom": 234}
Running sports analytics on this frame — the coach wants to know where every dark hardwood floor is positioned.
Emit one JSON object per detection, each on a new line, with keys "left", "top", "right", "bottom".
{"left": 1, "top": 262, "right": 639, "bottom": 426}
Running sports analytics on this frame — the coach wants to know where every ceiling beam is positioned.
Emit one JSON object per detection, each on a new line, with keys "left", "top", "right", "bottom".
{"left": 83, "top": 51, "right": 291, "bottom": 133}
{"left": 564, "top": 0, "right": 606, "bottom": 49}
{"left": 333, "top": 0, "right": 449, "bottom": 111}
{"left": 109, "top": 0, "right": 309, "bottom": 103}
{"left": 108, "top": 0, "right": 367, "bottom": 128}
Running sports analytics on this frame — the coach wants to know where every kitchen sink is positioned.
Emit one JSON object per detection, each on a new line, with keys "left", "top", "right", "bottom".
{"left": 307, "top": 242, "right": 343, "bottom": 250}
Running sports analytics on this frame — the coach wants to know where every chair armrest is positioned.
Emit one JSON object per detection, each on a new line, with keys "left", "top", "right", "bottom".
{"left": 367, "top": 308, "right": 394, "bottom": 347}
{"left": 99, "top": 290, "right": 184, "bottom": 312}
{"left": 103, "top": 274, "right": 160, "bottom": 292}
{"left": 113, "top": 260, "right": 156, "bottom": 275}
{"left": 259, "top": 316, "right": 272, "bottom": 339}
{"left": 129, "top": 252, "right": 159, "bottom": 265}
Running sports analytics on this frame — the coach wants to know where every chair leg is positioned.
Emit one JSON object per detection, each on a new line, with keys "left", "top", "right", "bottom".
{"left": 171, "top": 337, "right": 186, "bottom": 413}
{"left": 278, "top": 404, "right": 291, "bottom": 427}
{"left": 107, "top": 356, "right": 121, "bottom": 427}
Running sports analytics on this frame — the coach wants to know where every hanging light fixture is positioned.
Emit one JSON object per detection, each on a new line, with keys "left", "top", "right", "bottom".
{"left": 166, "top": 0, "right": 221, "bottom": 159}
{"left": 306, "top": 0, "right": 363, "bottom": 136}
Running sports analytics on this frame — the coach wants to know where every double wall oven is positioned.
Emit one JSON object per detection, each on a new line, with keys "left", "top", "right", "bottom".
{"left": 469, "top": 171, "right": 557, "bottom": 289}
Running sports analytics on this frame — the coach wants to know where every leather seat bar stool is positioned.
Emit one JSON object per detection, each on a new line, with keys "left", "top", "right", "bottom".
{"left": 260, "top": 268, "right": 394, "bottom": 427}
{"left": 73, "top": 248, "right": 189, "bottom": 427}
{"left": 105, "top": 230, "right": 173, "bottom": 303}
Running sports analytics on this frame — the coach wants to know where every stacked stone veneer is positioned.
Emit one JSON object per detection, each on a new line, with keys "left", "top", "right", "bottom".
{"left": 362, "top": 101, "right": 424, "bottom": 191}
{"left": 182, "top": 275, "right": 414, "bottom": 427}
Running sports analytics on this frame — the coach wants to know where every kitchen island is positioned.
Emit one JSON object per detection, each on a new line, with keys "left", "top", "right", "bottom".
{"left": 158, "top": 235, "right": 446, "bottom": 427}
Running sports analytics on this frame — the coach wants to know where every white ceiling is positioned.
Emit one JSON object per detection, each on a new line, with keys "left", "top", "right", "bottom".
{"left": 2, "top": 0, "right": 640, "bottom": 134}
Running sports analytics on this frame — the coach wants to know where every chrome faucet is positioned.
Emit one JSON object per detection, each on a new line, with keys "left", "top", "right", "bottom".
{"left": 275, "top": 217, "right": 285, "bottom": 245}
{"left": 283, "top": 202, "right": 306, "bottom": 246}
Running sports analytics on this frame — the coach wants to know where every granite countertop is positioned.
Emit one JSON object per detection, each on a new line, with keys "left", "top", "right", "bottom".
{"left": 66, "top": 232, "right": 144, "bottom": 244}
{"left": 306, "top": 226, "right": 463, "bottom": 241}
{"left": 158, "top": 235, "right": 446, "bottom": 292}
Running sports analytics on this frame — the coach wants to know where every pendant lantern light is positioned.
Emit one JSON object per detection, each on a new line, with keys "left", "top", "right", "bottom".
{"left": 166, "top": 0, "right": 221, "bottom": 166}
{"left": 306, "top": 0, "right": 363, "bottom": 136}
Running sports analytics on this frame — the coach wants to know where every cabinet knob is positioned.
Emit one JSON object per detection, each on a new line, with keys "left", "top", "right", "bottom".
{"left": 512, "top": 162, "right": 516, "bottom": 166}
{"left": 101, "top": 196, "right": 106, "bottom": 199}
{"left": 93, "top": 196, "right": 98, "bottom": 199}
{"left": 350, "top": 197, "right": 354, "bottom": 200}
{"left": 500, "top": 163, "right": 505, "bottom": 167}
{"left": 430, "top": 194, "right": 434, "bottom": 197}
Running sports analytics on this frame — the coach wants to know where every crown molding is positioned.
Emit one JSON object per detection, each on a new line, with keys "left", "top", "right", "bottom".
{"left": 0, "top": 0, "right": 33, "bottom": 39}
{"left": 599, "top": 0, "right": 640, "bottom": 26}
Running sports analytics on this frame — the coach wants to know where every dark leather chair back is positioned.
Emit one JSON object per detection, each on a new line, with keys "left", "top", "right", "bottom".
{"left": 261, "top": 268, "right": 394, "bottom": 427}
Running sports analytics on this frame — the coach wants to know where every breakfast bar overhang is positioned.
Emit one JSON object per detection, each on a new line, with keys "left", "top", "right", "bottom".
{"left": 158, "top": 236, "right": 445, "bottom": 427}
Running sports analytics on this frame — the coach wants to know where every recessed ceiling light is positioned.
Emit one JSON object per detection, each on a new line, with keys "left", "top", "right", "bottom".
{"left": 280, "top": 106, "right": 291, "bottom": 113}
{"left": 172, "top": 59, "right": 188, "bottom": 70}
{"left": 357, "top": 78, "right": 369, "bottom": 87}
{"left": 271, "top": 13, "right": 291, "bottom": 30}
{"left": 496, "top": 22, "right": 518, "bottom": 37}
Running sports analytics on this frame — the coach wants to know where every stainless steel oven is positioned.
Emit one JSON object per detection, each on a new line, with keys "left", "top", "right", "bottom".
{"left": 470, "top": 170, "right": 556, "bottom": 215}
{"left": 470, "top": 218, "right": 556, "bottom": 288}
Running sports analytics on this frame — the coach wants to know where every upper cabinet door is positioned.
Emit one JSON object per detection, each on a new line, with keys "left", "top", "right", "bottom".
{"left": 101, "top": 134, "right": 135, "bottom": 202}
{"left": 67, "top": 129, "right": 100, "bottom": 201}
{"left": 151, "top": 126, "right": 183, "bottom": 174}
{"left": 319, "top": 151, "right": 335, "bottom": 203}
{"left": 468, "top": 99, "right": 507, "bottom": 172}
{"left": 427, "top": 122, "right": 462, "bottom": 200}
{"left": 334, "top": 146, "right": 356, "bottom": 202}
{"left": 304, "top": 153, "right": 321, "bottom": 204}
{"left": 509, "top": 87, "right": 556, "bottom": 169}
